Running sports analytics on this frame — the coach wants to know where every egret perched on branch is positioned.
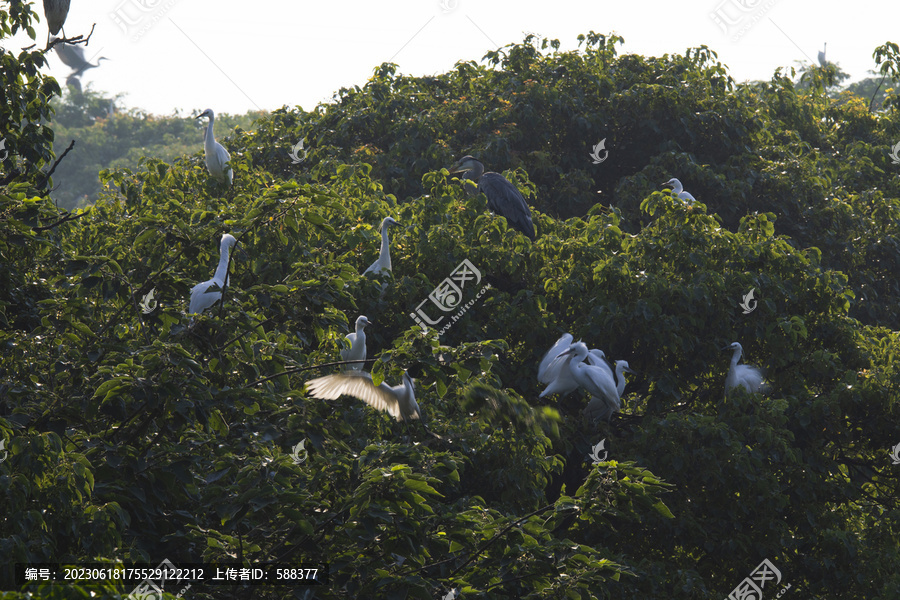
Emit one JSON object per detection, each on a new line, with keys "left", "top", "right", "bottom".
{"left": 306, "top": 370, "right": 419, "bottom": 422}
{"left": 363, "top": 217, "right": 400, "bottom": 275}
{"left": 196, "top": 108, "right": 233, "bottom": 186}
{"left": 538, "top": 334, "right": 613, "bottom": 398}
{"left": 818, "top": 42, "right": 827, "bottom": 67}
{"left": 721, "top": 342, "right": 765, "bottom": 395}
{"left": 662, "top": 178, "right": 696, "bottom": 203}
{"left": 584, "top": 360, "right": 635, "bottom": 422}
{"left": 450, "top": 155, "right": 536, "bottom": 240}
{"left": 341, "top": 316, "right": 370, "bottom": 371}
{"left": 43, "top": 0, "right": 70, "bottom": 46}
{"left": 556, "top": 342, "right": 634, "bottom": 422}
{"left": 188, "top": 233, "right": 239, "bottom": 315}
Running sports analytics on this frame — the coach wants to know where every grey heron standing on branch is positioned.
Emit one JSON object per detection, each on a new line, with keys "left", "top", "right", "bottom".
{"left": 818, "top": 43, "right": 827, "bottom": 67}
{"left": 43, "top": 0, "right": 70, "bottom": 47}
{"left": 450, "top": 155, "right": 536, "bottom": 240}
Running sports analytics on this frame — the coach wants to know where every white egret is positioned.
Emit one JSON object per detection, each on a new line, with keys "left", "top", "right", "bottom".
{"left": 584, "top": 360, "right": 635, "bottom": 423}
{"left": 538, "top": 334, "right": 613, "bottom": 398}
{"left": 363, "top": 217, "right": 400, "bottom": 275}
{"left": 661, "top": 178, "right": 696, "bottom": 203}
{"left": 43, "top": 0, "right": 70, "bottom": 46}
{"left": 721, "top": 342, "right": 765, "bottom": 395}
{"left": 305, "top": 370, "right": 420, "bottom": 422}
{"left": 818, "top": 43, "right": 827, "bottom": 67}
{"left": 188, "top": 233, "right": 239, "bottom": 315}
{"left": 558, "top": 343, "right": 634, "bottom": 422}
{"left": 341, "top": 316, "right": 370, "bottom": 371}
{"left": 196, "top": 109, "right": 233, "bottom": 186}
{"left": 450, "top": 155, "right": 536, "bottom": 240}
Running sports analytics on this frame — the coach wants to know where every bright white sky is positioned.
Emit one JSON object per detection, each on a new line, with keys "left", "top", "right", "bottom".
{"left": 5, "top": 0, "right": 899, "bottom": 116}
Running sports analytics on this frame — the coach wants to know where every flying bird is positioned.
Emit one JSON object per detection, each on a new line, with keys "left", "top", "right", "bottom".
{"left": 721, "top": 341, "right": 765, "bottom": 395}
{"left": 363, "top": 217, "right": 400, "bottom": 275}
{"left": 341, "top": 316, "right": 371, "bottom": 371}
{"left": 450, "top": 155, "right": 536, "bottom": 240}
{"left": 305, "top": 370, "right": 421, "bottom": 422}
{"left": 53, "top": 41, "right": 108, "bottom": 77}
{"left": 188, "top": 233, "right": 239, "bottom": 315}
{"left": 662, "top": 178, "right": 696, "bottom": 203}
{"left": 196, "top": 108, "right": 233, "bottom": 186}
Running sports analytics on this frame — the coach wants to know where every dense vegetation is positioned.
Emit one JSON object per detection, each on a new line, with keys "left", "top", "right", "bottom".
{"left": 2, "top": 3, "right": 899, "bottom": 599}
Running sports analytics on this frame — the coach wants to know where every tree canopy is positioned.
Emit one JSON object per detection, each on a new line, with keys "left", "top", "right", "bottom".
{"left": 1, "top": 5, "right": 899, "bottom": 599}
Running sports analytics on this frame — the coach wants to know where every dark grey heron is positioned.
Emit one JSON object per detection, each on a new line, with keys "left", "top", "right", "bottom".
{"left": 53, "top": 40, "right": 108, "bottom": 77}
{"left": 65, "top": 73, "right": 81, "bottom": 93}
{"left": 43, "top": 0, "right": 70, "bottom": 46}
{"left": 817, "top": 43, "right": 827, "bottom": 67}
{"left": 196, "top": 108, "right": 233, "bottom": 186}
{"left": 450, "top": 155, "right": 536, "bottom": 240}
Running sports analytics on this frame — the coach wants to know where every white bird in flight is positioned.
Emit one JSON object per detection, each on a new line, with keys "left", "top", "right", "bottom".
{"left": 662, "top": 178, "right": 696, "bottom": 203}
{"left": 196, "top": 108, "right": 233, "bottom": 186}
{"left": 721, "top": 342, "right": 765, "bottom": 395}
{"left": 305, "top": 370, "right": 421, "bottom": 422}
{"left": 363, "top": 217, "right": 400, "bottom": 275}
{"left": 341, "top": 316, "right": 370, "bottom": 371}
{"left": 188, "top": 233, "right": 239, "bottom": 315}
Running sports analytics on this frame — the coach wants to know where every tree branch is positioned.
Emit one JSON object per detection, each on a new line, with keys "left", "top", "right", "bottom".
{"left": 38, "top": 139, "right": 75, "bottom": 192}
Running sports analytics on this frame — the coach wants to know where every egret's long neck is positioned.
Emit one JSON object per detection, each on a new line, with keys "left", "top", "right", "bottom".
{"left": 615, "top": 364, "right": 627, "bottom": 396}
{"left": 213, "top": 244, "right": 231, "bottom": 283}
{"left": 356, "top": 321, "right": 367, "bottom": 339}
{"left": 205, "top": 116, "right": 216, "bottom": 149}
{"left": 378, "top": 225, "right": 391, "bottom": 264}
{"left": 673, "top": 181, "right": 683, "bottom": 194}
{"left": 731, "top": 348, "right": 742, "bottom": 367}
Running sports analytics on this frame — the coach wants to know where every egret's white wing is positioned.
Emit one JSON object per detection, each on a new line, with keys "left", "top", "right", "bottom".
{"left": 586, "top": 350, "right": 614, "bottom": 380}
{"left": 305, "top": 372, "right": 400, "bottom": 419}
{"left": 538, "top": 333, "right": 573, "bottom": 382}
{"left": 188, "top": 279, "right": 223, "bottom": 314}
{"left": 577, "top": 364, "right": 618, "bottom": 405}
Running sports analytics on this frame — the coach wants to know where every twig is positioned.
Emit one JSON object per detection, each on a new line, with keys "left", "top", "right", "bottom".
{"left": 244, "top": 359, "right": 377, "bottom": 388}
{"left": 32, "top": 209, "right": 88, "bottom": 232}
{"left": 43, "top": 23, "right": 96, "bottom": 52}
{"left": 38, "top": 139, "right": 75, "bottom": 192}
{"left": 869, "top": 72, "right": 888, "bottom": 112}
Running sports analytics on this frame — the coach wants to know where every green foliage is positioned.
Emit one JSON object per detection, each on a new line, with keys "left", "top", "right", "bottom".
{"left": 1, "top": 3, "right": 899, "bottom": 598}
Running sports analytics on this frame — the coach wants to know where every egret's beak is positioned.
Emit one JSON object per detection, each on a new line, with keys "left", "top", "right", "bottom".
{"left": 660, "top": 181, "right": 671, "bottom": 187}
{"left": 623, "top": 367, "right": 637, "bottom": 375}
{"left": 719, "top": 345, "right": 731, "bottom": 351}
